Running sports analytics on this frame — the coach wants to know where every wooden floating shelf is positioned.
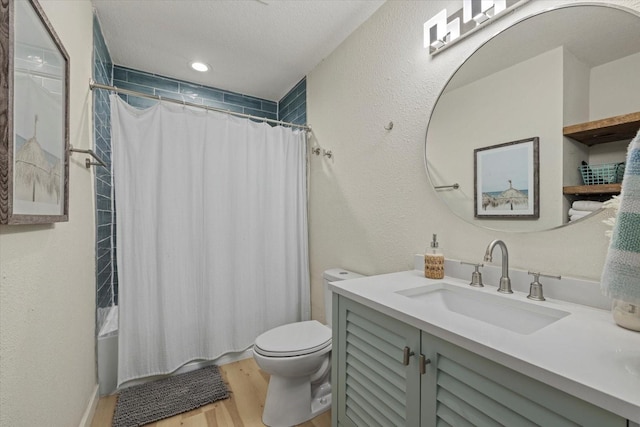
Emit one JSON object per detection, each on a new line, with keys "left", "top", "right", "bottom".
{"left": 562, "top": 183, "right": 621, "bottom": 196}
{"left": 563, "top": 111, "right": 640, "bottom": 146}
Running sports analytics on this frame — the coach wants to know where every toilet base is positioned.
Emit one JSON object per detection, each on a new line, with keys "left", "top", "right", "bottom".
{"left": 262, "top": 375, "right": 331, "bottom": 426}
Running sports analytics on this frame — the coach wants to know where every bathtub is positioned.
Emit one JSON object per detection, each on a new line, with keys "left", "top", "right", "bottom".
{"left": 97, "top": 305, "right": 255, "bottom": 393}
{"left": 97, "top": 305, "right": 118, "bottom": 396}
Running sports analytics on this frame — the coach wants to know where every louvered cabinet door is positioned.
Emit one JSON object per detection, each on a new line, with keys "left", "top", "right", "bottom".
{"left": 333, "top": 296, "right": 421, "bottom": 427}
{"left": 420, "top": 332, "right": 627, "bottom": 427}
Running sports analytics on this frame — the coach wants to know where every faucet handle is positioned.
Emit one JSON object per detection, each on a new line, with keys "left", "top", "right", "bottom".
{"left": 527, "top": 271, "right": 561, "bottom": 301}
{"left": 461, "top": 261, "right": 484, "bottom": 288}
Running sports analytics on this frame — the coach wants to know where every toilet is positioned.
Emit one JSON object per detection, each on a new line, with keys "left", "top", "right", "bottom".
{"left": 253, "top": 268, "right": 363, "bottom": 426}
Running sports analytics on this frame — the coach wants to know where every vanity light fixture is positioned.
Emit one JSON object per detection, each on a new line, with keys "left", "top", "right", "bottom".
{"left": 424, "top": 0, "right": 529, "bottom": 55}
{"left": 463, "top": 0, "right": 505, "bottom": 24}
{"left": 472, "top": 12, "right": 490, "bottom": 24}
{"left": 190, "top": 61, "right": 209, "bottom": 72}
{"left": 425, "top": 9, "right": 460, "bottom": 50}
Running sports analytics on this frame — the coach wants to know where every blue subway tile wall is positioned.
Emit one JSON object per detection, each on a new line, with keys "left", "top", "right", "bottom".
{"left": 93, "top": 14, "right": 115, "bottom": 333}
{"left": 278, "top": 78, "right": 306, "bottom": 126}
{"left": 113, "top": 66, "right": 279, "bottom": 122}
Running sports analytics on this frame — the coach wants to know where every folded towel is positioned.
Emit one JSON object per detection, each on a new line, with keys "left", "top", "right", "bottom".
{"left": 572, "top": 200, "right": 603, "bottom": 211}
{"left": 601, "top": 129, "right": 640, "bottom": 305}
{"left": 568, "top": 208, "right": 592, "bottom": 217}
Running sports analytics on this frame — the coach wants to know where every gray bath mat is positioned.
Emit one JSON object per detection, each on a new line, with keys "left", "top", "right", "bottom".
{"left": 112, "top": 365, "right": 230, "bottom": 427}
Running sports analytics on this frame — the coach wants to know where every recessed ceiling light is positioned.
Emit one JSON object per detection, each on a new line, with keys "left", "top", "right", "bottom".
{"left": 190, "top": 61, "right": 209, "bottom": 72}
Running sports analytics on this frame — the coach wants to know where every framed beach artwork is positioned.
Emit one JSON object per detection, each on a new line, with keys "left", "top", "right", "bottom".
{"left": 0, "top": 0, "right": 70, "bottom": 224}
{"left": 474, "top": 137, "right": 539, "bottom": 219}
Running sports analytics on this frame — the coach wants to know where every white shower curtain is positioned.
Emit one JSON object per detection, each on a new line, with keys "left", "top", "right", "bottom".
{"left": 111, "top": 95, "right": 310, "bottom": 386}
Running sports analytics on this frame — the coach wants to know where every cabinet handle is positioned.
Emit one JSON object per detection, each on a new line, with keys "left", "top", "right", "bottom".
{"left": 419, "top": 354, "right": 432, "bottom": 375}
{"left": 403, "top": 346, "right": 414, "bottom": 366}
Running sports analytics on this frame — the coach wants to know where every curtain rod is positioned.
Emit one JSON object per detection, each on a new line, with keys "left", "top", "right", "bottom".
{"left": 89, "top": 79, "right": 311, "bottom": 132}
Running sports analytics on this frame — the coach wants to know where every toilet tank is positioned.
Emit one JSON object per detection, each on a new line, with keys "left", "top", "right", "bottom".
{"left": 323, "top": 268, "right": 364, "bottom": 326}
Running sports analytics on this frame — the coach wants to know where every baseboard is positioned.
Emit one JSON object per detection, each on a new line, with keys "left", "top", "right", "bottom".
{"left": 78, "top": 384, "right": 99, "bottom": 427}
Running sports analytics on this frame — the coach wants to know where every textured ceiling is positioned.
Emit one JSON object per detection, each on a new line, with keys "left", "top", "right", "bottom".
{"left": 92, "top": 0, "right": 385, "bottom": 101}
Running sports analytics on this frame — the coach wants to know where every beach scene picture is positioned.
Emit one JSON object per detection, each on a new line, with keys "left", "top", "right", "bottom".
{"left": 474, "top": 138, "right": 539, "bottom": 218}
{"left": 12, "top": 70, "right": 65, "bottom": 216}
{"left": 14, "top": 114, "right": 62, "bottom": 205}
{"left": 1, "top": 0, "right": 68, "bottom": 223}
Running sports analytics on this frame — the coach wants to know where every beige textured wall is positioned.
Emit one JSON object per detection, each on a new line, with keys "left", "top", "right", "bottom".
{"left": 0, "top": 1, "right": 97, "bottom": 426}
{"left": 307, "top": 0, "right": 640, "bottom": 321}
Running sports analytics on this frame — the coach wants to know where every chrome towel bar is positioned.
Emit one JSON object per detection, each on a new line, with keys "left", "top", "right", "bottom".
{"left": 434, "top": 183, "right": 459, "bottom": 190}
{"left": 69, "top": 145, "right": 108, "bottom": 169}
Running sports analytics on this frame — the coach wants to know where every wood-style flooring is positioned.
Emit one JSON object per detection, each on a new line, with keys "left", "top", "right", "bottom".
{"left": 90, "top": 357, "right": 331, "bottom": 427}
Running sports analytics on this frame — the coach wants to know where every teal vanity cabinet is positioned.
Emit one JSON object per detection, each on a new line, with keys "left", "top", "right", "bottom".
{"left": 420, "top": 333, "right": 625, "bottom": 426}
{"left": 332, "top": 295, "right": 627, "bottom": 427}
{"left": 333, "top": 296, "right": 421, "bottom": 426}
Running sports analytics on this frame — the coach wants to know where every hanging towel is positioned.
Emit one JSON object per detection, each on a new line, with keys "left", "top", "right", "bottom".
{"left": 572, "top": 200, "right": 604, "bottom": 211}
{"left": 601, "top": 129, "right": 640, "bottom": 305}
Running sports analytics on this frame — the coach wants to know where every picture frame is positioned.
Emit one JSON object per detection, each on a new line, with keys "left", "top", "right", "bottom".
{"left": 0, "top": 0, "right": 70, "bottom": 224}
{"left": 474, "top": 137, "right": 539, "bottom": 219}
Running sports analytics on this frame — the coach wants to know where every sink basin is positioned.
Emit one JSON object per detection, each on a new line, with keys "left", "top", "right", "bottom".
{"left": 396, "top": 282, "right": 570, "bottom": 334}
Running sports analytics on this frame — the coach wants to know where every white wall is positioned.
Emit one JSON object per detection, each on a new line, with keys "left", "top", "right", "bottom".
{"left": 562, "top": 48, "right": 591, "bottom": 216}
{"left": 586, "top": 51, "right": 640, "bottom": 165}
{"left": 0, "top": 1, "right": 97, "bottom": 426}
{"left": 562, "top": 49, "right": 590, "bottom": 127}
{"left": 307, "top": 0, "right": 640, "bottom": 321}
{"left": 590, "top": 51, "right": 640, "bottom": 120}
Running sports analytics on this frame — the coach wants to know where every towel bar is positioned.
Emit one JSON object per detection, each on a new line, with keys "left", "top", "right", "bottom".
{"left": 69, "top": 145, "right": 108, "bottom": 169}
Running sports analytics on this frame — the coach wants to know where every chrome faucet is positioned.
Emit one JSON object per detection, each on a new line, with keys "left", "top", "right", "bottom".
{"left": 483, "top": 240, "right": 513, "bottom": 294}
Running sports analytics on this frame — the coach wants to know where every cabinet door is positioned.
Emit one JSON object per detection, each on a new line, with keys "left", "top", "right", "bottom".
{"left": 333, "top": 296, "right": 421, "bottom": 427}
{"left": 420, "top": 332, "right": 626, "bottom": 427}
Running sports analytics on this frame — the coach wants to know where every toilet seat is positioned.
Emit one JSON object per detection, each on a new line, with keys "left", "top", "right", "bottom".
{"left": 254, "top": 320, "right": 332, "bottom": 357}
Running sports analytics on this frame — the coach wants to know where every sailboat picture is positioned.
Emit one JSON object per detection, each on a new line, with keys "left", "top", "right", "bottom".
{"left": 474, "top": 137, "right": 539, "bottom": 219}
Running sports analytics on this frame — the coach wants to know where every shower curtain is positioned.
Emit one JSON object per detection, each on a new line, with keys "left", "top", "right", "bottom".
{"left": 111, "top": 95, "right": 310, "bottom": 386}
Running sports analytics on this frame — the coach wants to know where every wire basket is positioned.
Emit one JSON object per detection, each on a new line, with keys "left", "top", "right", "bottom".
{"left": 579, "top": 162, "right": 625, "bottom": 185}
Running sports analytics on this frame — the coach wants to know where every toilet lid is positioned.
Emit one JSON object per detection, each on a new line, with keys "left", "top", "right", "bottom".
{"left": 254, "top": 320, "right": 332, "bottom": 357}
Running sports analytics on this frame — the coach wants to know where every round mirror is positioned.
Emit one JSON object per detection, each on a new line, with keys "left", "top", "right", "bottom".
{"left": 425, "top": 4, "right": 640, "bottom": 232}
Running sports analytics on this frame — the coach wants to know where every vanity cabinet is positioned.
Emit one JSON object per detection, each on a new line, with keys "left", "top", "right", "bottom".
{"left": 332, "top": 295, "right": 627, "bottom": 427}
{"left": 420, "top": 332, "right": 625, "bottom": 426}
{"left": 333, "top": 296, "right": 421, "bottom": 426}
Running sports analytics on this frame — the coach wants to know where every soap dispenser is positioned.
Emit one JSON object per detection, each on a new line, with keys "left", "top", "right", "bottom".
{"left": 425, "top": 234, "right": 445, "bottom": 279}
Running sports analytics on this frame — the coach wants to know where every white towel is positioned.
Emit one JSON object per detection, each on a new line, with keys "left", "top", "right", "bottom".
{"left": 572, "top": 200, "right": 603, "bottom": 211}
{"left": 568, "top": 208, "right": 592, "bottom": 217}
{"left": 601, "top": 129, "right": 640, "bottom": 305}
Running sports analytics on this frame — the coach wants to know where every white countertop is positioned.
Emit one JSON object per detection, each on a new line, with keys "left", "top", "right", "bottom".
{"left": 329, "top": 270, "right": 640, "bottom": 422}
